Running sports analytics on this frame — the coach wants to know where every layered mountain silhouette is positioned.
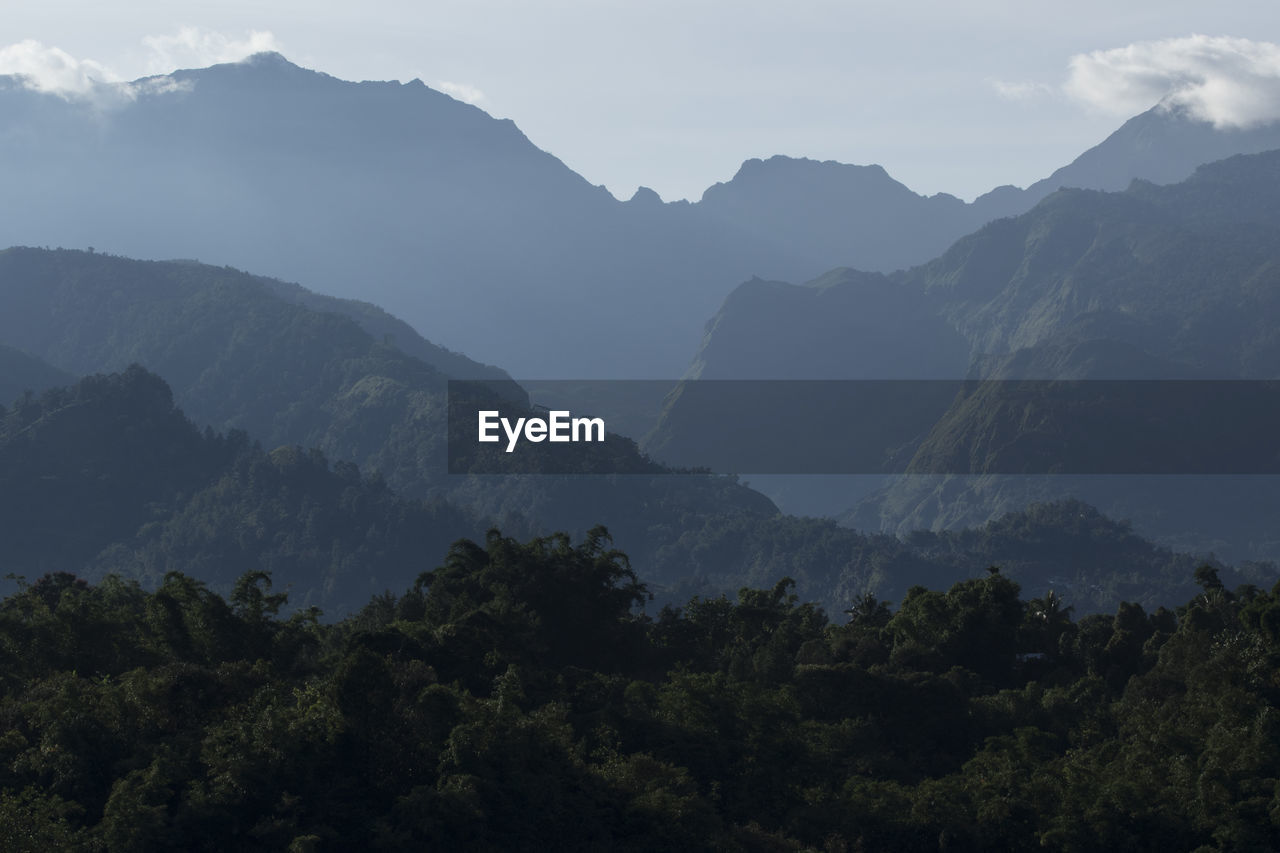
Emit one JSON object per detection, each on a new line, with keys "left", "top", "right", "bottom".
{"left": 1, "top": 245, "right": 1254, "bottom": 612}
{"left": 0, "top": 364, "right": 486, "bottom": 612}
{"left": 2, "top": 363, "right": 1251, "bottom": 615}
{"left": 3, "top": 54, "right": 1279, "bottom": 378}
{"left": 0, "top": 343, "right": 71, "bottom": 403}
{"left": 0, "top": 247, "right": 787, "bottom": 598}
{"left": 0, "top": 53, "right": 787, "bottom": 377}
{"left": 657, "top": 150, "right": 1280, "bottom": 560}
{"left": 5, "top": 52, "right": 1280, "bottom": 606}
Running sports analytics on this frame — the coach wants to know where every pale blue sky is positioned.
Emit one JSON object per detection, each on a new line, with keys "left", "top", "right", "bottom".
{"left": 5, "top": 1, "right": 1280, "bottom": 202}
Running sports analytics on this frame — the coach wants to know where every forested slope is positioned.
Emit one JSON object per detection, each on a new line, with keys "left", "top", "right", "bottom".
{"left": 0, "top": 532, "right": 1275, "bottom": 851}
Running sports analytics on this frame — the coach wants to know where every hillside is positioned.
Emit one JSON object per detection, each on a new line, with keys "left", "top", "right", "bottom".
{"left": 0, "top": 344, "right": 72, "bottom": 403}
{"left": 3, "top": 365, "right": 1255, "bottom": 617}
{"left": 0, "top": 248, "right": 782, "bottom": 591}
{"left": 0, "top": 366, "right": 484, "bottom": 613}
{"left": 659, "top": 150, "right": 1280, "bottom": 557}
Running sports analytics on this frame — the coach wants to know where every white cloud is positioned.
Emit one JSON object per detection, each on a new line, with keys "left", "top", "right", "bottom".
{"left": 141, "top": 27, "right": 284, "bottom": 75}
{"left": 1065, "top": 35, "right": 1280, "bottom": 127}
{"left": 436, "top": 80, "right": 486, "bottom": 105}
{"left": 0, "top": 29, "right": 274, "bottom": 104}
{"left": 0, "top": 39, "right": 118, "bottom": 97}
{"left": 991, "top": 79, "right": 1054, "bottom": 101}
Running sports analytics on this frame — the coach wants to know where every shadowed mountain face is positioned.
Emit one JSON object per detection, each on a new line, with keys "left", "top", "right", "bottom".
{"left": 0, "top": 365, "right": 488, "bottom": 614}
{"left": 684, "top": 268, "right": 971, "bottom": 381}
{"left": 0, "top": 247, "right": 783, "bottom": 592}
{"left": 3, "top": 54, "right": 1279, "bottom": 379}
{"left": 0, "top": 344, "right": 72, "bottom": 403}
{"left": 918, "top": 151, "right": 1280, "bottom": 378}
{"left": 654, "top": 150, "right": 1280, "bottom": 558}
{"left": 685, "top": 150, "right": 1280, "bottom": 385}
{"left": 694, "top": 158, "right": 979, "bottom": 280}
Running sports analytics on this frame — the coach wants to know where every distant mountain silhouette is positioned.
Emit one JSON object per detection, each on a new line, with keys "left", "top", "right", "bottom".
{"left": 1015, "top": 104, "right": 1280, "bottom": 199}
{"left": 2, "top": 55, "right": 1278, "bottom": 378}
{"left": 684, "top": 149, "right": 1280, "bottom": 384}
{"left": 0, "top": 54, "right": 789, "bottom": 377}
{"left": 683, "top": 268, "right": 970, "bottom": 381}
{"left": 692, "top": 157, "right": 978, "bottom": 279}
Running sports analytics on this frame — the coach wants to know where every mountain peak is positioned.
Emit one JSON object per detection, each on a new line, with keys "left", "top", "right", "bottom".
{"left": 627, "top": 186, "right": 664, "bottom": 205}
{"left": 237, "top": 51, "right": 295, "bottom": 69}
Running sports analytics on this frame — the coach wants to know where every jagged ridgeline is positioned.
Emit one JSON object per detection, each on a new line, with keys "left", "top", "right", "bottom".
{"left": 659, "top": 150, "right": 1280, "bottom": 560}
{"left": 5, "top": 54, "right": 1280, "bottom": 377}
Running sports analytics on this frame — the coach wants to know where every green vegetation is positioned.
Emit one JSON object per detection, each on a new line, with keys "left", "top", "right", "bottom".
{"left": 0, "top": 365, "right": 485, "bottom": 614}
{"left": 0, "top": 532, "right": 1275, "bottom": 850}
{"left": 4, "top": 366, "right": 1261, "bottom": 617}
{"left": 0, "top": 247, "right": 776, "bottom": 586}
{"left": 651, "top": 500, "right": 1260, "bottom": 615}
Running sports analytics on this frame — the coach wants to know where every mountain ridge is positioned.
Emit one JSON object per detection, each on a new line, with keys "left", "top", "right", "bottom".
{"left": 4, "top": 52, "right": 1279, "bottom": 377}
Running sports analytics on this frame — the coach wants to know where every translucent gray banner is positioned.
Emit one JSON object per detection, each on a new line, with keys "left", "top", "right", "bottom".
{"left": 447, "top": 380, "right": 1280, "bottom": 475}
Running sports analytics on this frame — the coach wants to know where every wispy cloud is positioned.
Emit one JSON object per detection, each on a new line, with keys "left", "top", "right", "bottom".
{"left": 0, "top": 39, "right": 117, "bottom": 98}
{"left": 1065, "top": 35, "right": 1280, "bottom": 127}
{"left": 0, "top": 29, "right": 281, "bottom": 105}
{"left": 436, "top": 80, "right": 486, "bottom": 105}
{"left": 141, "top": 27, "right": 284, "bottom": 75}
{"left": 990, "top": 79, "right": 1055, "bottom": 102}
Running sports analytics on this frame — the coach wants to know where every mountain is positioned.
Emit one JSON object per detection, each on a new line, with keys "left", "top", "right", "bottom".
{"left": 0, "top": 365, "right": 487, "bottom": 613}
{"left": 0, "top": 54, "right": 796, "bottom": 378}
{"left": 847, "top": 153, "right": 1280, "bottom": 551}
{"left": 673, "top": 148, "right": 1280, "bottom": 390}
{"left": 683, "top": 268, "right": 971, "bottom": 380}
{"left": 5, "top": 365, "right": 1253, "bottom": 617}
{"left": 4, "top": 55, "right": 1278, "bottom": 379}
{"left": 1016, "top": 103, "right": 1280, "bottom": 199}
{"left": 920, "top": 150, "right": 1280, "bottom": 376}
{"left": 686, "top": 106, "right": 1280, "bottom": 284}
{"left": 4, "top": 246, "right": 1251, "bottom": 613}
{"left": 0, "top": 247, "right": 787, "bottom": 593}
{"left": 653, "top": 150, "right": 1280, "bottom": 559}
{"left": 0, "top": 247, "right": 515, "bottom": 462}
{"left": 693, "top": 157, "right": 983, "bottom": 279}
{"left": 0, "top": 344, "right": 72, "bottom": 403}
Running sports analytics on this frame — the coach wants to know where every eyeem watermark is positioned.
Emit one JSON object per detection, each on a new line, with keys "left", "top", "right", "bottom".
{"left": 478, "top": 410, "right": 606, "bottom": 452}
{"left": 452, "top": 379, "right": 1280, "bottom": 475}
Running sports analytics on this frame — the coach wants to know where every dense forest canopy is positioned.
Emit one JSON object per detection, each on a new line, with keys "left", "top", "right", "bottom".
{"left": 0, "top": 531, "right": 1275, "bottom": 851}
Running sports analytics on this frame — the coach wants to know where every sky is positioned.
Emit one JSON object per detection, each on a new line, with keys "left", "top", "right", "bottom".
{"left": 4, "top": 1, "right": 1280, "bottom": 203}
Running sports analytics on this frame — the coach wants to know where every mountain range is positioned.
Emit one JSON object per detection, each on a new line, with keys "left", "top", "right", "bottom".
{"left": 4, "top": 51, "right": 1280, "bottom": 609}
{"left": 4, "top": 53, "right": 1280, "bottom": 378}
{"left": 656, "top": 149, "right": 1280, "bottom": 561}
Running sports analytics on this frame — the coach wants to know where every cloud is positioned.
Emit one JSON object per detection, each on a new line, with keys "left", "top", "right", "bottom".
{"left": 991, "top": 79, "right": 1055, "bottom": 101}
{"left": 436, "top": 80, "right": 486, "bottom": 105}
{"left": 0, "top": 39, "right": 118, "bottom": 97}
{"left": 1065, "top": 35, "right": 1280, "bottom": 128}
{"left": 0, "top": 29, "right": 279, "bottom": 105}
{"left": 141, "top": 27, "right": 284, "bottom": 75}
